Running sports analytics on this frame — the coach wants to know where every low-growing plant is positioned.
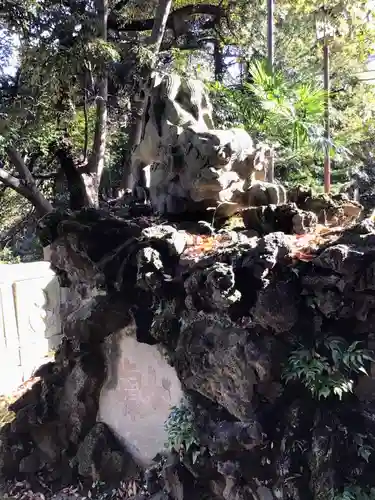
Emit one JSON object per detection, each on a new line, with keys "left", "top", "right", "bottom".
{"left": 353, "top": 432, "right": 374, "bottom": 463}
{"left": 283, "top": 337, "right": 374, "bottom": 400}
{"left": 332, "top": 485, "right": 375, "bottom": 500}
{"left": 164, "top": 397, "right": 199, "bottom": 452}
{"left": 0, "top": 247, "right": 21, "bottom": 264}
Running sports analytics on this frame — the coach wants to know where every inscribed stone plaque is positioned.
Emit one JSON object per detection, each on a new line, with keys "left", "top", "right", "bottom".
{"left": 13, "top": 274, "right": 61, "bottom": 363}
{"left": 98, "top": 333, "right": 183, "bottom": 466}
{"left": 0, "top": 262, "right": 62, "bottom": 392}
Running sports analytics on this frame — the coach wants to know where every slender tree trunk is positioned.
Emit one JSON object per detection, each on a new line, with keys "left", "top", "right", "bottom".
{"left": 120, "top": 0, "right": 173, "bottom": 191}
{"left": 83, "top": 87, "right": 89, "bottom": 163}
{"left": 120, "top": 98, "right": 145, "bottom": 191}
{"left": 323, "top": 40, "right": 331, "bottom": 194}
{"left": 214, "top": 41, "right": 224, "bottom": 82}
{"left": 267, "top": 0, "right": 275, "bottom": 183}
{"left": 149, "top": 0, "right": 173, "bottom": 54}
{"left": 132, "top": 0, "right": 173, "bottom": 152}
{"left": 86, "top": 0, "right": 109, "bottom": 206}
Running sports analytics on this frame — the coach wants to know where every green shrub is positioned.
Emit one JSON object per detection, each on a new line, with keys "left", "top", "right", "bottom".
{"left": 333, "top": 486, "right": 375, "bottom": 500}
{"left": 283, "top": 337, "right": 374, "bottom": 400}
{"left": 0, "top": 247, "right": 21, "bottom": 264}
{"left": 208, "top": 59, "right": 351, "bottom": 188}
{"left": 164, "top": 397, "right": 199, "bottom": 452}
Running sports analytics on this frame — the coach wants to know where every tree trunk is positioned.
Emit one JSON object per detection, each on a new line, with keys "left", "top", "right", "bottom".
{"left": 55, "top": 147, "right": 91, "bottom": 210}
{"left": 0, "top": 142, "right": 99, "bottom": 216}
{"left": 120, "top": 0, "right": 173, "bottom": 191}
{"left": 87, "top": 0, "right": 109, "bottom": 206}
{"left": 83, "top": 86, "right": 89, "bottom": 163}
{"left": 149, "top": 0, "right": 173, "bottom": 54}
{"left": 214, "top": 41, "right": 224, "bottom": 82}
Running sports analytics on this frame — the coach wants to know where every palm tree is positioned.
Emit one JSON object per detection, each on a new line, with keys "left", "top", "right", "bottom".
{"left": 245, "top": 60, "right": 327, "bottom": 152}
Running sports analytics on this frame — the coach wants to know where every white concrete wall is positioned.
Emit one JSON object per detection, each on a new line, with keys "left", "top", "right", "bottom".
{"left": 0, "top": 262, "right": 62, "bottom": 395}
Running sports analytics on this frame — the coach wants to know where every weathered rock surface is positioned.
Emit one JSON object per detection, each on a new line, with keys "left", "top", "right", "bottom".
{"left": 241, "top": 203, "right": 317, "bottom": 235}
{"left": 1, "top": 207, "right": 375, "bottom": 499}
{"left": 340, "top": 162, "right": 375, "bottom": 213}
{"left": 288, "top": 185, "right": 363, "bottom": 224}
{"left": 125, "top": 72, "right": 286, "bottom": 216}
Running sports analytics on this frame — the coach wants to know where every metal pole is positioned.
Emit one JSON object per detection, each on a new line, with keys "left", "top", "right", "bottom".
{"left": 267, "top": 0, "right": 275, "bottom": 182}
{"left": 323, "top": 40, "right": 331, "bottom": 193}
{"left": 267, "top": 0, "right": 275, "bottom": 71}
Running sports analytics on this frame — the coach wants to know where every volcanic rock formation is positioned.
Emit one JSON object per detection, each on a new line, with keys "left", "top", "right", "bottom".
{"left": 1, "top": 208, "right": 375, "bottom": 500}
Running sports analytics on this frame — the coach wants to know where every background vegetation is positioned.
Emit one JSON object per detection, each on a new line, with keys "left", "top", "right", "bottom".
{"left": 1, "top": 0, "right": 375, "bottom": 261}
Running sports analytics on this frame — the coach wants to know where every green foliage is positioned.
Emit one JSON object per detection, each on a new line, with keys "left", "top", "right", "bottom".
{"left": 332, "top": 485, "right": 375, "bottom": 500}
{"left": 164, "top": 398, "right": 199, "bottom": 452}
{"left": 210, "top": 59, "right": 330, "bottom": 150}
{"left": 210, "top": 0, "right": 375, "bottom": 186}
{"left": 353, "top": 432, "right": 374, "bottom": 463}
{"left": 283, "top": 337, "right": 374, "bottom": 400}
{"left": 1, "top": 0, "right": 375, "bottom": 209}
{"left": 67, "top": 107, "right": 97, "bottom": 157}
{"left": 0, "top": 189, "right": 30, "bottom": 232}
{"left": 170, "top": 48, "right": 192, "bottom": 76}
{"left": 0, "top": 247, "right": 21, "bottom": 264}
{"left": 85, "top": 39, "right": 121, "bottom": 68}
{"left": 210, "top": 55, "right": 360, "bottom": 188}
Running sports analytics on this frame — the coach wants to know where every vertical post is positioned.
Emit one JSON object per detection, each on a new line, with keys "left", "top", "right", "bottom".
{"left": 267, "top": 0, "right": 275, "bottom": 71}
{"left": 267, "top": 0, "right": 275, "bottom": 183}
{"left": 323, "top": 41, "right": 331, "bottom": 194}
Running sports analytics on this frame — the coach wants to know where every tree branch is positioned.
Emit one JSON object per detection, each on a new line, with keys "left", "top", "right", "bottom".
{"left": 109, "top": 4, "right": 225, "bottom": 32}
{"left": 32, "top": 172, "right": 59, "bottom": 179}
{"left": 0, "top": 166, "right": 27, "bottom": 194}
{"left": 112, "top": 0, "right": 131, "bottom": 12}
{"left": 87, "top": 0, "right": 108, "bottom": 207}
{"left": 4, "top": 147, "right": 54, "bottom": 216}
{"left": 6, "top": 146, "right": 36, "bottom": 185}
{"left": 149, "top": 0, "right": 173, "bottom": 53}
{"left": 11, "top": 171, "right": 59, "bottom": 180}
{"left": 121, "top": 0, "right": 173, "bottom": 192}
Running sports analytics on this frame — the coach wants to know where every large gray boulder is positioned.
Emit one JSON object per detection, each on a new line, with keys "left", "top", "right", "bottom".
{"left": 127, "top": 72, "right": 285, "bottom": 215}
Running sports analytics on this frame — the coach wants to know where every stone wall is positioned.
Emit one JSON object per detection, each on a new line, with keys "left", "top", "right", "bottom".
{"left": 0, "top": 261, "right": 62, "bottom": 394}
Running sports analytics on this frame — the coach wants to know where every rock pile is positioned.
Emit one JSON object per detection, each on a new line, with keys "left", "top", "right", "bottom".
{"left": 1, "top": 208, "right": 375, "bottom": 499}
